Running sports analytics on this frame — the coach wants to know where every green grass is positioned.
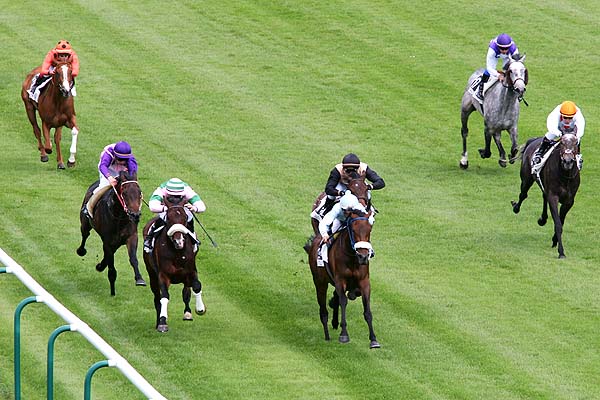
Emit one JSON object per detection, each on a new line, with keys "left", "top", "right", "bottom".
{"left": 1, "top": 0, "right": 599, "bottom": 399}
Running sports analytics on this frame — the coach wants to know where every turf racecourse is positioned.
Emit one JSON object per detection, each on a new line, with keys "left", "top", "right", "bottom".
{"left": 1, "top": 1, "right": 599, "bottom": 399}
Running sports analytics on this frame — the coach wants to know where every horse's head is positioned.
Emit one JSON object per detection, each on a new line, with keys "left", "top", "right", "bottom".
{"left": 164, "top": 203, "right": 191, "bottom": 250}
{"left": 505, "top": 54, "right": 528, "bottom": 97}
{"left": 52, "top": 62, "right": 74, "bottom": 97}
{"left": 346, "top": 177, "right": 369, "bottom": 207}
{"left": 559, "top": 134, "right": 578, "bottom": 171}
{"left": 346, "top": 208, "right": 374, "bottom": 265}
{"left": 116, "top": 173, "right": 142, "bottom": 223}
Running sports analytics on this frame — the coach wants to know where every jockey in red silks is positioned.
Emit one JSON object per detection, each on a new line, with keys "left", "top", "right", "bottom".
{"left": 83, "top": 141, "right": 138, "bottom": 217}
{"left": 28, "top": 39, "right": 80, "bottom": 97}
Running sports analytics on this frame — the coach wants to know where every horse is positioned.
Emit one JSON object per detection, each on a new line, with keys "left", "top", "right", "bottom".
{"left": 304, "top": 204, "right": 380, "bottom": 348}
{"left": 460, "top": 54, "right": 528, "bottom": 169}
{"left": 76, "top": 171, "right": 146, "bottom": 295}
{"left": 21, "top": 61, "right": 79, "bottom": 169}
{"left": 310, "top": 176, "right": 370, "bottom": 234}
{"left": 142, "top": 198, "right": 205, "bottom": 333}
{"left": 511, "top": 134, "right": 580, "bottom": 258}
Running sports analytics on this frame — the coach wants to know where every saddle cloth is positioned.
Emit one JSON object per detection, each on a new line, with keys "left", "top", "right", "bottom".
{"left": 468, "top": 74, "right": 498, "bottom": 98}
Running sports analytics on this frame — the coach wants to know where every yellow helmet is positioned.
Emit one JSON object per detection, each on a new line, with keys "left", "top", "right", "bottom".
{"left": 559, "top": 101, "right": 577, "bottom": 117}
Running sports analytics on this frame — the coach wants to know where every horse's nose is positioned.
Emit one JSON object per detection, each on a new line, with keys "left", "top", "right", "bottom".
{"left": 357, "top": 253, "right": 370, "bottom": 265}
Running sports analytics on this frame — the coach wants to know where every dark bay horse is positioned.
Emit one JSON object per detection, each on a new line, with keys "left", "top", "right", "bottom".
{"left": 76, "top": 172, "right": 146, "bottom": 295}
{"left": 511, "top": 134, "right": 580, "bottom": 258}
{"left": 143, "top": 199, "right": 205, "bottom": 333}
{"left": 21, "top": 61, "right": 79, "bottom": 169}
{"left": 460, "top": 54, "right": 528, "bottom": 169}
{"left": 305, "top": 206, "right": 379, "bottom": 348}
{"left": 310, "top": 176, "right": 370, "bottom": 234}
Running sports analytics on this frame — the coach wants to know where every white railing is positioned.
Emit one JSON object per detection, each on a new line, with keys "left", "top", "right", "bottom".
{"left": 0, "top": 247, "right": 167, "bottom": 400}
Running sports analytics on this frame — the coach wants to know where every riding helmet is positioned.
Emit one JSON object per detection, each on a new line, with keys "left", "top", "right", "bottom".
{"left": 339, "top": 192, "right": 360, "bottom": 210}
{"left": 342, "top": 153, "right": 360, "bottom": 167}
{"left": 55, "top": 40, "right": 73, "bottom": 53}
{"left": 114, "top": 141, "right": 133, "bottom": 158}
{"left": 496, "top": 33, "right": 513, "bottom": 48}
{"left": 559, "top": 101, "right": 577, "bottom": 117}
{"left": 165, "top": 178, "right": 185, "bottom": 195}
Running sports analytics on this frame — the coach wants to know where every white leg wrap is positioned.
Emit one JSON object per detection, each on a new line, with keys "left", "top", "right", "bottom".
{"left": 69, "top": 127, "right": 79, "bottom": 162}
{"left": 159, "top": 297, "right": 169, "bottom": 319}
{"left": 193, "top": 290, "right": 205, "bottom": 314}
{"left": 460, "top": 153, "right": 468, "bottom": 165}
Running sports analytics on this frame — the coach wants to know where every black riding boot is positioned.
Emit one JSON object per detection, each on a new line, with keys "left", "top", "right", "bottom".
{"left": 475, "top": 73, "right": 489, "bottom": 102}
{"left": 533, "top": 137, "right": 553, "bottom": 165}
{"left": 144, "top": 218, "right": 165, "bottom": 252}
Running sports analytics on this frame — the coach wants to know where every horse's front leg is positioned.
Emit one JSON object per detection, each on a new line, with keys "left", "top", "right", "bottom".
{"left": 67, "top": 123, "right": 79, "bottom": 167}
{"left": 103, "top": 247, "right": 118, "bottom": 296}
{"left": 53, "top": 126, "right": 65, "bottom": 169}
{"left": 492, "top": 132, "right": 507, "bottom": 167}
{"left": 126, "top": 233, "right": 146, "bottom": 286}
{"left": 460, "top": 104, "right": 474, "bottom": 169}
{"left": 182, "top": 287, "right": 193, "bottom": 320}
{"left": 335, "top": 281, "right": 350, "bottom": 343}
{"left": 76, "top": 214, "right": 92, "bottom": 256}
{"left": 478, "top": 125, "right": 493, "bottom": 159}
{"left": 359, "top": 279, "right": 380, "bottom": 349}
{"left": 191, "top": 277, "right": 205, "bottom": 315}
{"left": 547, "top": 196, "right": 565, "bottom": 258}
{"left": 156, "top": 277, "right": 171, "bottom": 332}
{"left": 508, "top": 126, "right": 519, "bottom": 164}
{"left": 538, "top": 194, "right": 548, "bottom": 226}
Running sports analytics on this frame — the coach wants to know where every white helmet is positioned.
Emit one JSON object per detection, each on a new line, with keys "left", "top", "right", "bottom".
{"left": 339, "top": 193, "right": 360, "bottom": 210}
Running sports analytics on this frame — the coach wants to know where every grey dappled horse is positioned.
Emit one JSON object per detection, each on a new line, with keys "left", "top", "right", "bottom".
{"left": 460, "top": 54, "right": 528, "bottom": 169}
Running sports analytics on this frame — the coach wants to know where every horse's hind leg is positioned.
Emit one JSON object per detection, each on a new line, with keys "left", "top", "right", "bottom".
{"left": 460, "top": 100, "right": 475, "bottom": 169}
{"left": 508, "top": 126, "right": 519, "bottom": 164}
{"left": 512, "top": 174, "right": 534, "bottom": 214}
{"left": 23, "top": 100, "right": 48, "bottom": 162}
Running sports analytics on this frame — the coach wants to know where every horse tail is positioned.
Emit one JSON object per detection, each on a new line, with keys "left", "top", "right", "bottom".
{"left": 303, "top": 235, "right": 315, "bottom": 254}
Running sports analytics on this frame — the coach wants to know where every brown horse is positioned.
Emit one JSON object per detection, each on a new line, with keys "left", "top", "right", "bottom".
{"left": 310, "top": 176, "right": 370, "bottom": 234}
{"left": 305, "top": 206, "right": 380, "bottom": 348}
{"left": 21, "top": 61, "right": 79, "bottom": 169}
{"left": 143, "top": 199, "right": 205, "bottom": 333}
{"left": 511, "top": 134, "right": 580, "bottom": 258}
{"left": 76, "top": 171, "right": 146, "bottom": 295}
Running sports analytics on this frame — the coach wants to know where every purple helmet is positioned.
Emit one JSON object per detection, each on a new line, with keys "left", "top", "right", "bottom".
{"left": 496, "top": 33, "right": 513, "bottom": 48}
{"left": 114, "top": 141, "right": 133, "bottom": 158}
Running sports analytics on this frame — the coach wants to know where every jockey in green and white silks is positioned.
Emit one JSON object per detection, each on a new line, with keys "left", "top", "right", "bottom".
{"left": 316, "top": 192, "right": 373, "bottom": 267}
{"left": 143, "top": 178, "right": 206, "bottom": 253}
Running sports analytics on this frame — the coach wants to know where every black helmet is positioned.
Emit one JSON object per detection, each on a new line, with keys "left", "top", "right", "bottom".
{"left": 342, "top": 153, "right": 360, "bottom": 166}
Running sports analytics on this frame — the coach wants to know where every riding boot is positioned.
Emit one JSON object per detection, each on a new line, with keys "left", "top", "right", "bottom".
{"left": 321, "top": 197, "right": 336, "bottom": 217}
{"left": 144, "top": 218, "right": 165, "bottom": 253}
{"left": 533, "top": 137, "right": 553, "bottom": 166}
{"left": 576, "top": 143, "right": 583, "bottom": 170}
{"left": 29, "top": 74, "right": 46, "bottom": 95}
{"left": 474, "top": 73, "right": 489, "bottom": 103}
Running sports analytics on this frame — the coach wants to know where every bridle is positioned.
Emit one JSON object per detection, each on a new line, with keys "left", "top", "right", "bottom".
{"left": 112, "top": 180, "right": 142, "bottom": 220}
{"left": 346, "top": 212, "right": 374, "bottom": 260}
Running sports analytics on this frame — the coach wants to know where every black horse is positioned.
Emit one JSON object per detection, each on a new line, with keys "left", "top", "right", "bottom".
{"left": 142, "top": 198, "right": 205, "bottom": 333}
{"left": 305, "top": 195, "right": 380, "bottom": 348}
{"left": 511, "top": 134, "right": 580, "bottom": 258}
{"left": 77, "top": 171, "right": 146, "bottom": 295}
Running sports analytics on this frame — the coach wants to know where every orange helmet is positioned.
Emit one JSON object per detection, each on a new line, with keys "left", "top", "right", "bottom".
{"left": 559, "top": 101, "right": 577, "bottom": 117}
{"left": 55, "top": 40, "right": 73, "bottom": 54}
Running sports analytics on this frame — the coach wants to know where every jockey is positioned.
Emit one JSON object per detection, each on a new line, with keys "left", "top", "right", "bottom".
{"left": 317, "top": 192, "right": 369, "bottom": 267}
{"left": 311, "top": 153, "right": 385, "bottom": 222}
{"left": 474, "top": 33, "right": 520, "bottom": 103}
{"left": 83, "top": 141, "right": 138, "bottom": 217}
{"left": 29, "top": 39, "right": 80, "bottom": 97}
{"left": 143, "top": 178, "right": 206, "bottom": 253}
{"left": 532, "top": 101, "right": 586, "bottom": 172}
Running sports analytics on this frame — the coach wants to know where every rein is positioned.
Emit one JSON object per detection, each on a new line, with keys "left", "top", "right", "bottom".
{"left": 111, "top": 180, "right": 141, "bottom": 217}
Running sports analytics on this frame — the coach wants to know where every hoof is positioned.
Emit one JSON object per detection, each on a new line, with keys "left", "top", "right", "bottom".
{"left": 478, "top": 149, "right": 491, "bottom": 159}
{"left": 511, "top": 201, "right": 520, "bottom": 214}
{"left": 157, "top": 324, "right": 169, "bottom": 333}
{"left": 76, "top": 247, "right": 86, "bottom": 256}
{"left": 196, "top": 307, "right": 206, "bottom": 316}
{"left": 370, "top": 340, "right": 381, "bottom": 349}
{"left": 183, "top": 312, "right": 193, "bottom": 321}
{"left": 135, "top": 278, "right": 146, "bottom": 286}
{"left": 41, "top": 155, "right": 49, "bottom": 162}
{"left": 57, "top": 162, "right": 65, "bottom": 170}
{"left": 96, "top": 263, "right": 107, "bottom": 272}
{"left": 498, "top": 159, "right": 507, "bottom": 168}
{"left": 45, "top": 148, "right": 52, "bottom": 154}
{"left": 339, "top": 335, "right": 350, "bottom": 344}
{"left": 537, "top": 218, "right": 547, "bottom": 226}
{"left": 459, "top": 161, "right": 468, "bottom": 169}
{"left": 67, "top": 161, "right": 76, "bottom": 168}
{"left": 558, "top": 254, "right": 566, "bottom": 259}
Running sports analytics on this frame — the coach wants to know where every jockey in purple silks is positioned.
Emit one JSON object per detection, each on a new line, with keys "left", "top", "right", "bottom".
{"left": 474, "top": 33, "right": 520, "bottom": 103}
{"left": 83, "top": 141, "right": 138, "bottom": 217}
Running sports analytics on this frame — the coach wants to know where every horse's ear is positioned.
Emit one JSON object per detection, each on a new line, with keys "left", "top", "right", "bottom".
{"left": 521, "top": 53, "right": 526, "bottom": 62}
